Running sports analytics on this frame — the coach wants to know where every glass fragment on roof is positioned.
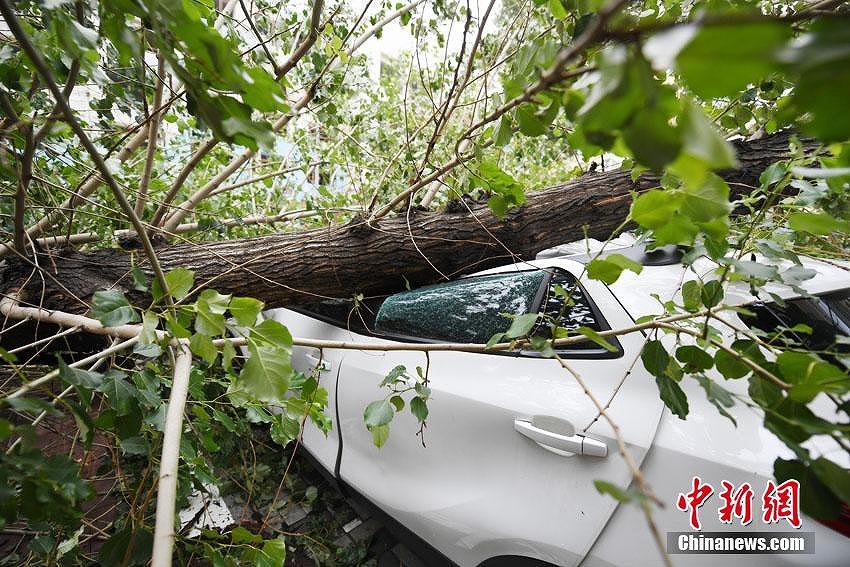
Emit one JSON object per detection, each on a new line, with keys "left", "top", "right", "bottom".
{"left": 375, "top": 270, "right": 547, "bottom": 343}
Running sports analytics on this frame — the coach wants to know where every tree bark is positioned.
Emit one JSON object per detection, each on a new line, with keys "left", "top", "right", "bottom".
{"left": 1, "top": 131, "right": 805, "bottom": 315}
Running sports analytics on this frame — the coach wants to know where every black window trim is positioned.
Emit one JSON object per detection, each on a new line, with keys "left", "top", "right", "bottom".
{"left": 290, "top": 267, "right": 624, "bottom": 359}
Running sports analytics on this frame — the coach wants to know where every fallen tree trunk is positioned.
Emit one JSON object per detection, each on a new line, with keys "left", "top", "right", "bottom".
{"left": 1, "top": 131, "right": 805, "bottom": 314}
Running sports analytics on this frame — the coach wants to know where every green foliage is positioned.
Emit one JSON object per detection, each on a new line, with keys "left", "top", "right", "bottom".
{"left": 676, "top": 21, "right": 792, "bottom": 99}
{"left": 90, "top": 289, "right": 139, "bottom": 326}
{"left": 1, "top": 265, "right": 328, "bottom": 561}
{"left": 486, "top": 311, "right": 539, "bottom": 348}
{"left": 594, "top": 479, "right": 647, "bottom": 504}
{"left": 586, "top": 253, "right": 643, "bottom": 284}
{"left": 474, "top": 161, "right": 527, "bottom": 218}
{"left": 364, "top": 365, "right": 431, "bottom": 447}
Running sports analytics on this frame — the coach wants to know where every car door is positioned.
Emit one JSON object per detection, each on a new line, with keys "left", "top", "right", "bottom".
{"left": 334, "top": 260, "right": 666, "bottom": 566}
{"left": 263, "top": 308, "right": 346, "bottom": 476}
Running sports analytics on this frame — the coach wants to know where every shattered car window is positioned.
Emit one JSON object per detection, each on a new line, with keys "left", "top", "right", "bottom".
{"left": 535, "top": 269, "right": 602, "bottom": 336}
{"left": 375, "top": 270, "right": 546, "bottom": 343}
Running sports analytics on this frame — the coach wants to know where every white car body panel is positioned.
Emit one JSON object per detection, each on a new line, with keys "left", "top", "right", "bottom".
{"left": 262, "top": 253, "right": 850, "bottom": 566}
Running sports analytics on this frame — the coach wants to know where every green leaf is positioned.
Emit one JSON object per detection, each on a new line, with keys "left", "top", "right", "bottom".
{"left": 195, "top": 306, "right": 225, "bottom": 337}
{"left": 250, "top": 319, "right": 293, "bottom": 348}
{"left": 57, "top": 358, "right": 103, "bottom": 389}
{"left": 410, "top": 396, "right": 429, "bottom": 422}
{"left": 389, "top": 395, "right": 405, "bottom": 412}
{"left": 493, "top": 116, "right": 513, "bottom": 147}
{"left": 700, "top": 280, "right": 723, "bottom": 308}
{"left": 695, "top": 375, "right": 736, "bottom": 426}
{"left": 681, "top": 280, "right": 701, "bottom": 312}
{"left": 680, "top": 176, "right": 731, "bottom": 223}
{"left": 504, "top": 312, "right": 539, "bottom": 338}
{"left": 788, "top": 212, "right": 850, "bottom": 235}
{"left": 783, "top": 20, "right": 850, "bottom": 142}
{"left": 164, "top": 312, "right": 192, "bottom": 338}
{"left": 778, "top": 352, "right": 849, "bottom": 403}
{"left": 233, "top": 341, "right": 292, "bottom": 405}
{"left": 380, "top": 365, "right": 407, "bottom": 387}
{"left": 91, "top": 290, "right": 139, "bottom": 326}
{"left": 777, "top": 351, "right": 822, "bottom": 384}
{"left": 0, "top": 418, "right": 12, "bottom": 440}
{"left": 415, "top": 382, "right": 431, "bottom": 398}
{"left": 577, "top": 326, "right": 617, "bottom": 352}
{"left": 748, "top": 374, "right": 783, "bottom": 408}
{"left": 221, "top": 340, "right": 237, "bottom": 374}
{"left": 364, "top": 399, "right": 394, "bottom": 428}
{"left": 486, "top": 332, "right": 506, "bottom": 348}
{"left": 652, "top": 213, "right": 700, "bottom": 245}
{"left": 195, "top": 289, "right": 231, "bottom": 336}
{"left": 548, "top": 0, "right": 567, "bottom": 20}
{"left": 733, "top": 260, "right": 778, "bottom": 281}
{"left": 257, "top": 537, "right": 286, "bottom": 567}
{"left": 231, "top": 527, "right": 263, "bottom": 545}
{"left": 0, "top": 346, "right": 17, "bottom": 364}
{"left": 655, "top": 374, "right": 689, "bottom": 419}
{"left": 811, "top": 458, "right": 850, "bottom": 505}
{"left": 487, "top": 195, "right": 510, "bottom": 219}
{"left": 270, "top": 414, "right": 300, "bottom": 446}
{"left": 586, "top": 253, "right": 643, "bottom": 285}
{"left": 593, "top": 480, "right": 628, "bottom": 501}
{"left": 642, "top": 340, "right": 669, "bottom": 377}
{"left": 198, "top": 289, "right": 231, "bottom": 314}
{"left": 622, "top": 106, "right": 681, "bottom": 170}
{"left": 676, "top": 22, "right": 791, "bottom": 98}
{"left": 774, "top": 459, "right": 841, "bottom": 520}
{"left": 119, "top": 436, "right": 149, "bottom": 456}
{"left": 715, "top": 349, "right": 751, "bottom": 379}
{"left": 515, "top": 104, "right": 547, "bottom": 136}
{"left": 153, "top": 267, "right": 194, "bottom": 301}
{"left": 593, "top": 480, "right": 645, "bottom": 503}
{"left": 679, "top": 102, "right": 738, "bottom": 169}
{"left": 96, "top": 371, "right": 138, "bottom": 416}
{"left": 370, "top": 423, "right": 390, "bottom": 448}
{"left": 131, "top": 266, "right": 148, "bottom": 292}
{"left": 229, "top": 297, "right": 264, "bottom": 326}
{"left": 580, "top": 48, "right": 646, "bottom": 137}
{"left": 8, "top": 396, "right": 62, "bottom": 416}
{"left": 189, "top": 333, "right": 218, "bottom": 365}
{"left": 477, "top": 161, "right": 526, "bottom": 219}
{"left": 631, "top": 189, "right": 682, "bottom": 229}
{"left": 99, "top": 526, "right": 152, "bottom": 566}
{"left": 139, "top": 311, "right": 160, "bottom": 344}
{"left": 65, "top": 400, "right": 96, "bottom": 448}
{"left": 676, "top": 345, "right": 713, "bottom": 372}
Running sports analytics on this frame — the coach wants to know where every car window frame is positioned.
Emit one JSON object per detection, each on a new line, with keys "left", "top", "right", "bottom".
{"left": 291, "top": 267, "right": 624, "bottom": 359}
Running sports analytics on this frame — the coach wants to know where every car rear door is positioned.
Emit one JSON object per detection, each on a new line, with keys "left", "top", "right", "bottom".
{"left": 333, "top": 261, "right": 667, "bottom": 566}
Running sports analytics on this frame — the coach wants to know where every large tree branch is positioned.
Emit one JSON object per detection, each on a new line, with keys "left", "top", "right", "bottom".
{"left": 0, "top": 131, "right": 806, "bottom": 315}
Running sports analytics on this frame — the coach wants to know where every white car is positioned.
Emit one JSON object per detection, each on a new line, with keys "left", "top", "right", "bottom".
{"left": 264, "top": 245, "right": 850, "bottom": 566}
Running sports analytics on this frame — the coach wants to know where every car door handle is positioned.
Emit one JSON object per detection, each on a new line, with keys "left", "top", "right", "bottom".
{"left": 514, "top": 417, "right": 607, "bottom": 458}
{"left": 305, "top": 351, "right": 332, "bottom": 372}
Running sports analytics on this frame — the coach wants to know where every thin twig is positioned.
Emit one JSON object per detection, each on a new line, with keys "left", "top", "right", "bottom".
{"left": 275, "top": 0, "right": 324, "bottom": 78}
{"left": 134, "top": 52, "right": 166, "bottom": 218}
